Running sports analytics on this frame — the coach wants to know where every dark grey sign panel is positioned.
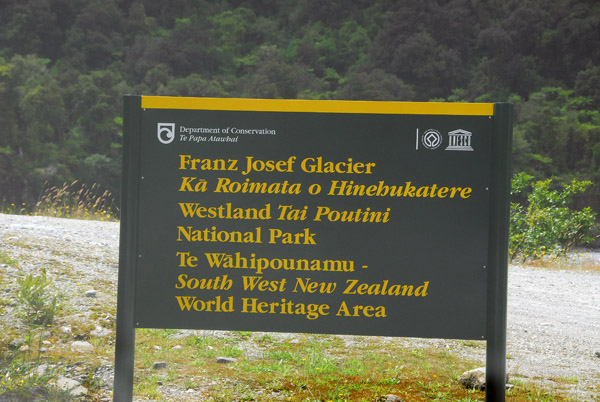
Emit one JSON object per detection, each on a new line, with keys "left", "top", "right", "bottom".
{"left": 132, "top": 104, "right": 493, "bottom": 340}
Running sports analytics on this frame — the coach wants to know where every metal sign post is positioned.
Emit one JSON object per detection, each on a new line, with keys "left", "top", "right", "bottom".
{"left": 114, "top": 96, "right": 142, "bottom": 402}
{"left": 486, "top": 103, "right": 513, "bottom": 402}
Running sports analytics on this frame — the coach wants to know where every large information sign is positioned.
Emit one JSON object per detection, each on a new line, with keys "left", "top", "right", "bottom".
{"left": 115, "top": 96, "right": 512, "bottom": 401}
{"left": 133, "top": 97, "right": 494, "bottom": 338}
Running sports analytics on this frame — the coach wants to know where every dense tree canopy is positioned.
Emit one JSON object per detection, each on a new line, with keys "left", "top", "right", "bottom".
{"left": 0, "top": 0, "right": 599, "bottom": 214}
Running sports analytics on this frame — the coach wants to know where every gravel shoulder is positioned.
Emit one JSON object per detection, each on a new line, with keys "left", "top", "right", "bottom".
{"left": 1, "top": 213, "right": 599, "bottom": 401}
{"left": 506, "top": 265, "right": 600, "bottom": 399}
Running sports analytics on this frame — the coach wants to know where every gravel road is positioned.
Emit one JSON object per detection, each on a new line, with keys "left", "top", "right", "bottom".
{"left": 1, "top": 213, "right": 599, "bottom": 400}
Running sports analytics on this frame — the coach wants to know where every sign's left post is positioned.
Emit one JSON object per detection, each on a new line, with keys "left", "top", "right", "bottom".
{"left": 113, "top": 95, "right": 142, "bottom": 402}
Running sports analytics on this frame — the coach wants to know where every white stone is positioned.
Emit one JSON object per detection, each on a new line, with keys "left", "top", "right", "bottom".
{"left": 55, "top": 377, "right": 88, "bottom": 396}
{"left": 459, "top": 367, "right": 510, "bottom": 390}
{"left": 91, "top": 326, "right": 111, "bottom": 337}
{"left": 71, "top": 340, "right": 95, "bottom": 352}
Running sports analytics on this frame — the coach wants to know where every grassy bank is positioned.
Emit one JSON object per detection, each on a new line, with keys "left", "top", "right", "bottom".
{"left": 0, "top": 245, "right": 588, "bottom": 401}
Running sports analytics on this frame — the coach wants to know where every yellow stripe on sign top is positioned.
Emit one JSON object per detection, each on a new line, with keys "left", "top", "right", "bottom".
{"left": 141, "top": 96, "right": 495, "bottom": 116}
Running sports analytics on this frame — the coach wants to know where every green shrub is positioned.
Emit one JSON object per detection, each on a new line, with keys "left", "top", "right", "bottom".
{"left": 509, "top": 172, "right": 597, "bottom": 262}
{"left": 0, "top": 252, "right": 18, "bottom": 266}
{"left": 16, "top": 269, "right": 59, "bottom": 327}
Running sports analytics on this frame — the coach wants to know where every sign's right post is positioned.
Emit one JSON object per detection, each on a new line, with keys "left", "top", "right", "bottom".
{"left": 486, "top": 102, "right": 513, "bottom": 402}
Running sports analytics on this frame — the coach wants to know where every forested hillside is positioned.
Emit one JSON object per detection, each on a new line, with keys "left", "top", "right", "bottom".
{"left": 1, "top": 0, "right": 599, "bottom": 213}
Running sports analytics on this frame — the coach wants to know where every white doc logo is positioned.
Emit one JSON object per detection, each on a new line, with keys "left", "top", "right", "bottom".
{"left": 157, "top": 123, "right": 175, "bottom": 144}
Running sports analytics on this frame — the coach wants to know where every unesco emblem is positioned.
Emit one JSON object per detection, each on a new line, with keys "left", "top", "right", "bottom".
{"left": 421, "top": 129, "right": 442, "bottom": 150}
{"left": 157, "top": 123, "right": 176, "bottom": 144}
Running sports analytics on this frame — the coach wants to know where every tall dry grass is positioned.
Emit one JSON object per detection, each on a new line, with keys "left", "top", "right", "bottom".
{"left": 32, "top": 180, "right": 117, "bottom": 221}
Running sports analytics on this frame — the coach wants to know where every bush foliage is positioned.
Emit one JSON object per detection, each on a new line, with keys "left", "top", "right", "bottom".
{"left": 509, "top": 172, "right": 597, "bottom": 262}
